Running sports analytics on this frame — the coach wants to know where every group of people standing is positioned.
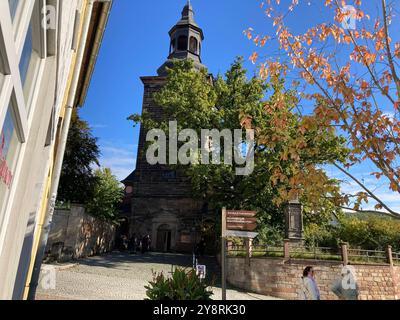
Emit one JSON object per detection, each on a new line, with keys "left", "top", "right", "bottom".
{"left": 116, "top": 234, "right": 151, "bottom": 254}
{"left": 301, "top": 266, "right": 359, "bottom": 300}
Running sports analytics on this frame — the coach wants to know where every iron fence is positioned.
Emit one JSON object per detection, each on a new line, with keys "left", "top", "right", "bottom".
{"left": 227, "top": 242, "right": 397, "bottom": 265}
{"left": 347, "top": 248, "right": 387, "bottom": 264}
{"left": 289, "top": 246, "right": 342, "bottom": 261}
{"left": 228, "top": 244, "right": 284, "bottom": 258}
{"left": 392, "top": 251, "right": 400, "bottom": 265}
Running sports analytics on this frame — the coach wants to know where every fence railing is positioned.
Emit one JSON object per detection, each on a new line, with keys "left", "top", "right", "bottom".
{"left": 229, "top": 244, "right": 285, "bottom": 258}
{"left": 289, "top": 246, "right": 342, "bottom": 261}
{"left": 347, "top": 248, "right": 387, "bottom": 264}
{"left": 227, "top": 240, "right": 400, "bottom": 266}
{"left": 392, "top": 251, "right": 400, "bottom": 265}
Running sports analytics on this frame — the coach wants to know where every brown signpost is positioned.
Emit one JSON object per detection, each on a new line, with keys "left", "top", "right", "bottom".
{"left": 221, "top": 208, "right": 258, "bottom": 301}
{"left": 226, "top": 210, "right": 257, "bottom": 232}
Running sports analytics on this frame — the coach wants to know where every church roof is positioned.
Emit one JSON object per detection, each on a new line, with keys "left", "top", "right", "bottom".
{"left": 122, "top": 170, "right": 136, "bottom": 184}
{"left": 169, "top": 0, "right": 204, "bottom": 39}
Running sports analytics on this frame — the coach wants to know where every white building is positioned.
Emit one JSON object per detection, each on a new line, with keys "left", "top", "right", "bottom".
{"left": 0, "top": 0, "right": 112, "bottom": 299}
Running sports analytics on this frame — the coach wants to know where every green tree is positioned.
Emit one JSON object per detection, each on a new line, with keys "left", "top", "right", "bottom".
{"left": 58, "top": 110, "right": 100, "bottom": 204}
{"left": 86, "top": 168, "right": 124, "bottom": 222}
{"left": 130, "top": 58, "right": 348, "bottom": 235}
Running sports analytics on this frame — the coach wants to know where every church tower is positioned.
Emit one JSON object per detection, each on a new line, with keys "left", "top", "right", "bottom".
{"left": 157, "top": 0, "right": 205, "bottom": 76}
{"left": 122, "top": 1, "right": 213, "bottom": 253}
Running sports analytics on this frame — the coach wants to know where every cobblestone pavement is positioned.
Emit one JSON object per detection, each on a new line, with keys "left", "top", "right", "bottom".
{"left": 35, "top": 252, "right": 281, "bottom": 300}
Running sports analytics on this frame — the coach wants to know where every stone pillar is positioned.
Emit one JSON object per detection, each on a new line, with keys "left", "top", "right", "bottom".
{"left": 284, "top": 198, "right": 304, "bottom": 245}
{"left": 227, "top": 240, "right": 233, "bottom": 252}
{"left": 341, "top": 242, "right": 349, "bottom": 265}
{"left": 245, "top": 238, "right": 250, "bottom": 266}
{"left": 284, "top": 239, "right": 290, "bottom": 259}
{"left": 248, "top": 238, "right": 253, "bottom": 258}
{"left": 387, "top": 245, "right": 394, "bottom": 267}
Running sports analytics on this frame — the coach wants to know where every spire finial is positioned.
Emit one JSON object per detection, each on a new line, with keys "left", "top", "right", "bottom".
{"left": 182, "top": 0, "right": 194, "bottom": 20}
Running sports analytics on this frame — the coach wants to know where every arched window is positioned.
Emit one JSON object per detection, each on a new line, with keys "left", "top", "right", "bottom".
{"left": 177, "top": 35, "right": 188, "bottom": 51}
{"left": 189, "top": 36, "right": 198, "bottom": 54}
{"left": 170, "top": 38, "right": 176, "bottom": 54}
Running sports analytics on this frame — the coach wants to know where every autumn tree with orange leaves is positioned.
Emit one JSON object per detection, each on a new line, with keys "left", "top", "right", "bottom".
{"left": 245, "top": 0, "right": 400, "bottom": 217}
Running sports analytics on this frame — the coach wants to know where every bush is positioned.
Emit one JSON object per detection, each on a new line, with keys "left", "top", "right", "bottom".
{"left": 145, "top": 268, "right": 213, "bottom": 300}
{"left": 304, "top": 223, "right": 339, "bottom": 248}
{"left": 337, "top": 215, "right": 400, "bottom": 251}
{"left": 304, "top": 214, "right": 400, "bottom": 252}
{"left": 256, "top": 223, "right": 284, "bottom": 246}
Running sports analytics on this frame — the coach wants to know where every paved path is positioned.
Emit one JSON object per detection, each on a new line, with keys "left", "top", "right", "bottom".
{"left": 35, "top": 252, "right": 280, "bottom": 300}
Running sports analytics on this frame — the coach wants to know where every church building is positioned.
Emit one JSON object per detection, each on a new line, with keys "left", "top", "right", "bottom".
{"left": 122, "top": 1, "right": 215, "bottom": 253}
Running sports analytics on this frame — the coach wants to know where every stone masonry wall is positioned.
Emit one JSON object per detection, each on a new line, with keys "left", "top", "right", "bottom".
{"left": 46, "top": 205, "right": 116, "bottom": 261}
{"left": 227, "top": 257, "right": 400, "bottom": 300}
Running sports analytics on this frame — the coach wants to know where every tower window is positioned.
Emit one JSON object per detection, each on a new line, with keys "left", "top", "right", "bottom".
{"left": 177, "top": 36, "right": 188, "bottom": 51}
{"left": 170, "top": 39, "right": 176, "bottom": 54}
{"left": 189, "top": 37, "right": 198, "bottom": 54}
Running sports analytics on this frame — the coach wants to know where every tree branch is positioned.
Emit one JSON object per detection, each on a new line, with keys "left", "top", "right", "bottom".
{"left": 333, "top": 163, "right": 400, "bottom": 218}
{"left": 382, "top": 0, "right": 400, "bottom": 100}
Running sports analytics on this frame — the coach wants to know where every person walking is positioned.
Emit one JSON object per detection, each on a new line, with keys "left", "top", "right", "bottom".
{"left": 142, "top": 234, "right": 151, "bottom": 254}
{"left": 128, "top": 234, "right": 136, "bottom": 254}
{"left": 300, "top": 266, "right": 321, "bottom": 300}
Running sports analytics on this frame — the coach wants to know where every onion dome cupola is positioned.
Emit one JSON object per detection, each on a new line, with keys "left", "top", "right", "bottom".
{"left": 157, "top": 0, "right": 205, "bottom": 76}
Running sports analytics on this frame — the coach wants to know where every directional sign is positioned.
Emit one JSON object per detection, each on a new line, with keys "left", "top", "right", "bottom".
{"left": 226, "top": 210, "right": 257, "bottom": 232}
{"left": 225, "top": 230, "right": 259, "bottom": 238}
{"left": 227, "top": 210, "right": 256, "bottom": 218}
{"left": 227, "top": 223, "right": 257, "bottom": 231}
{"left": 221, "top": 208, "right": 258, "bottom": 301}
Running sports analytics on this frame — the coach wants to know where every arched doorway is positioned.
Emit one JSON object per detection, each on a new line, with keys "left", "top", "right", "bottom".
{"left": 156, "top": 224, "right": 172, "bottom": 252}
{"left": 117, "top": 217, "right": 130, "bottom": 237}
{"left": 115, "top": 217, "right": 129, "bottom": 251}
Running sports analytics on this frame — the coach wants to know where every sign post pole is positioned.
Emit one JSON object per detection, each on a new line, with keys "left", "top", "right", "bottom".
{"left": 221, "top": 207, "right": 227, "bottom": 301}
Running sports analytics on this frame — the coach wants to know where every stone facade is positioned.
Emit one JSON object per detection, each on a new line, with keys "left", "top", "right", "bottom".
{"left": 124, "top": 76, "right": 208, "bottom": 253}
{"left": 226, "top": 257, "right": 400, "bottom": 300}
{"left": 45, "top": 205, "right": 116, "bottom": 262}
{"left": 122, "top": 3, "right": 215, "bottom": 253}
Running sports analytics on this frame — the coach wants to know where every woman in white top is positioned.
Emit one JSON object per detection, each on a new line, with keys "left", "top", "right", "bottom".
{"left": 300, "top": 266, "right": 321, "bottom": 300}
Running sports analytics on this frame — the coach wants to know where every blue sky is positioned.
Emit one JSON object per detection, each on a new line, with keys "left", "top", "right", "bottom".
{"left": 80, "top": 0, "right": 265, "bottom": 179}
{"left": 80, "top": 0, "right": 399, "bottom": 213}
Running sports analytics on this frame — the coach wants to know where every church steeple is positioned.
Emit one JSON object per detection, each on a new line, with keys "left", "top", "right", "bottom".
{"left": 157, "top": 1, "right": 205, "bottom": 76}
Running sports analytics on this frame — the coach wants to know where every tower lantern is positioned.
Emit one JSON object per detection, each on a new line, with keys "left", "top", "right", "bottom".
{"left": 158, "top": 0, "right": 205, "bottom": 76}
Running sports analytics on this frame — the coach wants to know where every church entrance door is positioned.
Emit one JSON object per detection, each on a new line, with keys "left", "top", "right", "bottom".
{"left": 156, "top": 225, "right": 172, "bottom": 252}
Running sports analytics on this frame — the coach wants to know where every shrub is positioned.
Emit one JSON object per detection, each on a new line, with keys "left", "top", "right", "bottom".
{"left": 304, "top": 214, "right": 400, "bottom": 252}
{"left": 145, "top": 268, "right": 213, "bottom": 300}
{"left": 304, "top": 223, "right": 339, "bottom": 248}
{"left": 337, "top": 215, "right": 400, "bottom": 251}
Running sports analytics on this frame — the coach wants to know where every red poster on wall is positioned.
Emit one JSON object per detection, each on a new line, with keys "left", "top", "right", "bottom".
{"left": 0, "top": 109, "right": 15, "bottom": 188}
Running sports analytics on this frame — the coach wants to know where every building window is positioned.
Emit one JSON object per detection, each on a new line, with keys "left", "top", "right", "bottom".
{"left": 8, "top": 0, "right": 20, "bottom": 21}
{"left": 189, "top": 37, "right": 198, "bottom": 54}
{"left": 19, "top": 21, "right": 33, "bottom": 86}
{"left": 19, "top": 13, "right": 42, "bottom": 109}
{"left": 125, "top": 186, "right": 133, "bottom": 194}
{"left": 0, "top": 100, "right": 21, "bottom": 226}
{"left": 170, "top": 39, "right": 176, "bottom": 54}
{"left": 177, "top": 35, "right": 188, "bottom": 51}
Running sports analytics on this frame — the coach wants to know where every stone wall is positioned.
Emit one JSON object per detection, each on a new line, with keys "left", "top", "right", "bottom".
{"left": 227, "top": 257, "right": 400, "bottom": 300}
{"left": 45, "top": 205, "right": 116, "bottom": 262}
